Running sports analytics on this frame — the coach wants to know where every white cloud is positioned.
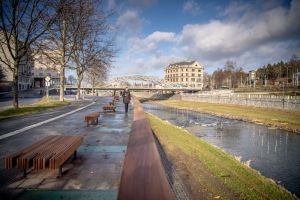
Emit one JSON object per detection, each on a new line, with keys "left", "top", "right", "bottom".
{"left": 127, "top": 31, "right": 177, "bottom": 54}
{"left": 179, "top": 0, "right": 300, "bottom": 64}
{"left": 117, "top": 10, "right": 142, "bottom": 34}
{"left": 183, "top": 0, "right": 202, "bottom": 16}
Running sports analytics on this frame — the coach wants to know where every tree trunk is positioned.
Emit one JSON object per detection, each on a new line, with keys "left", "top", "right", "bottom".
{"left": 12, "top": 62, "right": 19, "bottom": 108}
{"left": 59, "top": 65, "right": 65, "bottom": 101}
{"left": 77, "top": 75, "right": 81, "bottom": 100}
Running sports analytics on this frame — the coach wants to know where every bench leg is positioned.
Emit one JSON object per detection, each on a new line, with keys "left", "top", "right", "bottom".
{"left": 59, "top": 165, "right": 62, "bottom": 176}
{"left": 96, "top": 118, "right": 98, "bottom": 124}
{"left": 74, "top": 150, "right": 77, "bottom": 160}
{"left": 23, "top": 169, "right": 26, "bottom": 177}
{"left": 87, "top": 121, "right": 89, "bottom": 126}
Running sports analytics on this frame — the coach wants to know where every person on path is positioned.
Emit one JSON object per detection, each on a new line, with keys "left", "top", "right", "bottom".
{"left": 122, "top": 87, "right": 131, "bottom": 113}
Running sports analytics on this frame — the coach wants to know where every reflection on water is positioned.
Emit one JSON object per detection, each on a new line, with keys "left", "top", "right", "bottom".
{"left": 143, "top": 103, "right": 300, "bottom": 197}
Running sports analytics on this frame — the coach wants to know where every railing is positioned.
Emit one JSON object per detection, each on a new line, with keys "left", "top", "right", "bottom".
{"left": 118, "top": 97, "right": 173, "bottom": 200}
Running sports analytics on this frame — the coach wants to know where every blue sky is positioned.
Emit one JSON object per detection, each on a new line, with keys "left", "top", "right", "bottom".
{"left": 105, "top": 0, "right": 300, "bottom": 79}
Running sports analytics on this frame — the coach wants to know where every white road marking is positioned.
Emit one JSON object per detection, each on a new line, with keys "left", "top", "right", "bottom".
{"left": 0, "top": 102, "right": 95, "bottom": 140}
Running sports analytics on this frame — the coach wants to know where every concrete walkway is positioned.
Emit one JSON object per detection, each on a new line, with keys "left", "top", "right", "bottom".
{"left": 0, "top": 96, "right": 132, "bottom": 200}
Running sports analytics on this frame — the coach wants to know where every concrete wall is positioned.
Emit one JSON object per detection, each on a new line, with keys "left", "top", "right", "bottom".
{"left": 181, "top": 94, "right": 300, "bottom": 111}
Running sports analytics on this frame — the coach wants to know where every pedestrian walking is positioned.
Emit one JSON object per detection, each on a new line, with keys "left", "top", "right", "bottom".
{"left": 122, "top": 87, "right": 131, "bottom": 113}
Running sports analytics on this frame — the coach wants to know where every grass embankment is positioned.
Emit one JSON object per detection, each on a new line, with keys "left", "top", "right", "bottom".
{"left": 145, "top": 99, "right": 300, "bottom": 133}
{"left": 147, "top": 113, "right": 297, "bottom": 199}
{"left": 0, "top": 97, "right": 71, "bottom": 120}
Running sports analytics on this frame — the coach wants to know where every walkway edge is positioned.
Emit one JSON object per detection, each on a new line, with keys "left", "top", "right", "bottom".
{"left": 0, "top": 102, "right": 95, "bottom": 140}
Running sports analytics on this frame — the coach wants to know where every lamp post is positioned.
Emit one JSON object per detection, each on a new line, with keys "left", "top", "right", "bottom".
{"left": 286, "top": 66, "right": 290, "bottom": 87}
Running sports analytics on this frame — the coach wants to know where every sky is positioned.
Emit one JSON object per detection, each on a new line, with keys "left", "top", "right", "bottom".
{"left": 104, "top": 0, "right": 300, "bottom": 79}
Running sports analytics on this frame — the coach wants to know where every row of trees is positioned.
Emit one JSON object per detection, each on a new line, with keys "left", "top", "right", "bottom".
{"left": 207, "top": 54, "right": 300, "bottom": 89}
{"left": 0, "top": 0, "right": 118, "bottom": 108}
{"left": 256, "top": 54, "right": 300, "bottom": 83}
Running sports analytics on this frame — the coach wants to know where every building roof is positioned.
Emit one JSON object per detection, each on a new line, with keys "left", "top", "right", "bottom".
{"left": 168, "top": 60, "right": 196, "bottom": 66}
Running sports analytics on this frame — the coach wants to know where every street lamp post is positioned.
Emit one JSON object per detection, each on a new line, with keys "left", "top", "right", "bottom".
{"left": 286, "top": 66, "right": 290, "bottom": 87}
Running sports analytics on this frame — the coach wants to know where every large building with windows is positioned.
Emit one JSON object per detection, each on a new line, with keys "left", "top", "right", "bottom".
{"left": 0, "top": 32, "right": 34, "bottom": 92}
{"left": 32, "top": 53, "right": 61, "bottom": 89}
{"left": 164, "top": 60, "right": 204, "bottom": 88}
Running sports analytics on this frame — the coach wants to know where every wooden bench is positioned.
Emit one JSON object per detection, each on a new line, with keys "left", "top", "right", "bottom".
{"left": 102, "top": 105, "right": 116, "bottom": 113}
{"left": 85, "top": 112, "right": 100, "bottom": 126}
{"left": 114, "top": 96, "right": 119, "bottom": 101}
{"left": 4, "top": 135, "right": 83, "bottom": 176}
{"left": 109, "top": 101, "right": 115, "bottom": 105}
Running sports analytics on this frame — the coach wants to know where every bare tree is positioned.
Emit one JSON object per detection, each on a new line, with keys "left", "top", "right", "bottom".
{"left": 67, "top": 74, "right": 77, "bottom": 85}
{"left": 84, "top": 60, "right": 109, "bottom": 88}
{"left": 0, "top": 0, "right": 57, "bottom": 108}
{"left": 37, "top": 0, "right": 80, "bottom": 101}
{"left": 68, "top": 0, "right": 118, "bottom": 100}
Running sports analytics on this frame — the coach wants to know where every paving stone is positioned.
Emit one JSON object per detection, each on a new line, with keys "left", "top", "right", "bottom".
{"left": 37, "top": 178, "right": 68, "bottom": 189}
{"left": 18, "top": 178, "right": 44, "bottom": 189}
{"left": 63, "top": 179, "right": 86, "bottom": 190}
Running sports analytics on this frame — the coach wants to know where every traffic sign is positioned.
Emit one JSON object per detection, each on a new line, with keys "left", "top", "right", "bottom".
{"left": 45, "top": 76, "right": 50, "bottom": 81}
{"left": 45, "top": 81, "right": 50, "bottom": 86}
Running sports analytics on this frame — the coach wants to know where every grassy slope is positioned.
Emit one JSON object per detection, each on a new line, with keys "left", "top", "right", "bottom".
{"left": 152, "top": 100, "right": 300, "bottom": 133}
{"left": 147, "top": 113, "right": 297, "bottom": 199}
{"left": 0, "top": 97, "right": 71, "bottom": 120}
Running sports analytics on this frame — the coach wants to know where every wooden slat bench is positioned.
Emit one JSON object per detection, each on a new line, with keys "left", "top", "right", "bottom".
{"left": 114, "top": 96, "right": 119, "bottom": 101}
{"left": 84, "top": 112, "right": 100, "bottom": 126}
{"left": 109, "top": 101, "right": 115, "bottom": 105}
{"left": 4, "top": 135, "right": 83, "bottom": 176}
{"left": 102, "top": 105, "right": 116, "bottom": 113}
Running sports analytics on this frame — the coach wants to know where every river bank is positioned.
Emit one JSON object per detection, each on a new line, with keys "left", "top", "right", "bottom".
{"left": 141, "top": 99, "right": 300, "bottom": 134}
{"left": 147, "top": 114, "right": 297, "bottom": 199}
{"left": 147, "top": 113, "right": 298, "bottom": 199}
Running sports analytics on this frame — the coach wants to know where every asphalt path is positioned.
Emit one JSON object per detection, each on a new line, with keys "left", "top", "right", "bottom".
{"left": 0, "top": 96, "right": 101, "bottom": 137}
{"left": 0, "top": 98, "right": 41, "bottom": 110}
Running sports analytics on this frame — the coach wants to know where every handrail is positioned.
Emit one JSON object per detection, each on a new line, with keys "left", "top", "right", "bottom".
{"left": 117, "top": 96, "right": 173, "bottom": 200}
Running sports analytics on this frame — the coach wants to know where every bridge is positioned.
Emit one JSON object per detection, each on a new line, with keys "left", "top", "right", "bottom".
{"left": 64, "top": 75, "right": 202, "bottom": 91}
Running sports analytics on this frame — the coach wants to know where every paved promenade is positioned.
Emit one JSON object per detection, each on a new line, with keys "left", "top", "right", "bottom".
{"left": 0, "top": 96, "right": 132, "bottom": 199}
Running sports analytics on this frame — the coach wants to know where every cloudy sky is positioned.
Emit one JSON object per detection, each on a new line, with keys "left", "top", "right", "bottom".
{"left": 107, "top": 0, "right": 300, "bottom": 78}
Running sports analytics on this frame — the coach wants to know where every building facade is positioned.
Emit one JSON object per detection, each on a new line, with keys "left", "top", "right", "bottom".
{"left": 164, "top": 60, "right": 204, "bottom": 88}
{"left": 0, "top": 32, "right": 34, "bottom": 92}
{"left": 32, "top": 54, "right": 60, "bottom": 89}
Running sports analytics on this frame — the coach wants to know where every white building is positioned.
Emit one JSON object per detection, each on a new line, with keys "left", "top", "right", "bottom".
{"left": 164, "top": 60, "right": 204, "bottom": 88}
{"left": 0, "top": 32, "right": 33, "bottom": 92}
{"left": 31, "top": 53, "right": 61, "bottom": 89}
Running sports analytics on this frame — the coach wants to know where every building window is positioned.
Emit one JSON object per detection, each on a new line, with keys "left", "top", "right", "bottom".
{"left": 192, "top": 69, "right": 194, "bottom": 72}
{"left": 186, "top": 78, "right": 188, "bottom": 81}
{"left": 181, "top": 69, "right": 183, "bottom": 72}
{"left": 186, "top": 69, "right": 188, "bottom": 71}
{"left": 198, "top": 74, "right": 201, "bottom": 77}
{"left": 39, "top": 73, "right": 43, "bottom": 76}
{"left": 47, "top": 73, "right": 51, "bottom": 76}
{"left": 186, "top": 73, "right": 188, "bottom": 76}
{"left": 191, "top": 78, "right": 195, "bottom": 81}
{"left": 176, "top": 78, "right": 178, "bottom": 81}
{"left": 181, "top": 78, "right": 183, "bottom": 81}
{"left": 192, "top": 74, "right": 194, "bottom": 77}
{"left": 181, "top": 73, "right": 183, "bottom": 76}
{"left": 198, "top": 69, "right": 201, "bottom": 72}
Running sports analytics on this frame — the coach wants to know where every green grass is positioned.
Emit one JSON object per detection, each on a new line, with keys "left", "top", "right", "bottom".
{"left": 150, "top": 100, "right": 300, "bottom": 133}
{"left": 147, "top": 113, "right": 297, "bottom": 199}
{"left": 0, "top": 97, "right": 71, "bottom": 120}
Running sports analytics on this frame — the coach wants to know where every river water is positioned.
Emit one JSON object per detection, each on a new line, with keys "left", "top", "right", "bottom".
{"left": 143, "top": 103, "right": 300, "bottom": 198}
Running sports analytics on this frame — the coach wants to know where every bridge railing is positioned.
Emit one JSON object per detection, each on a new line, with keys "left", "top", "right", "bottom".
{"left": 117, "top": 96, "right": 173, "bottom": 200}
